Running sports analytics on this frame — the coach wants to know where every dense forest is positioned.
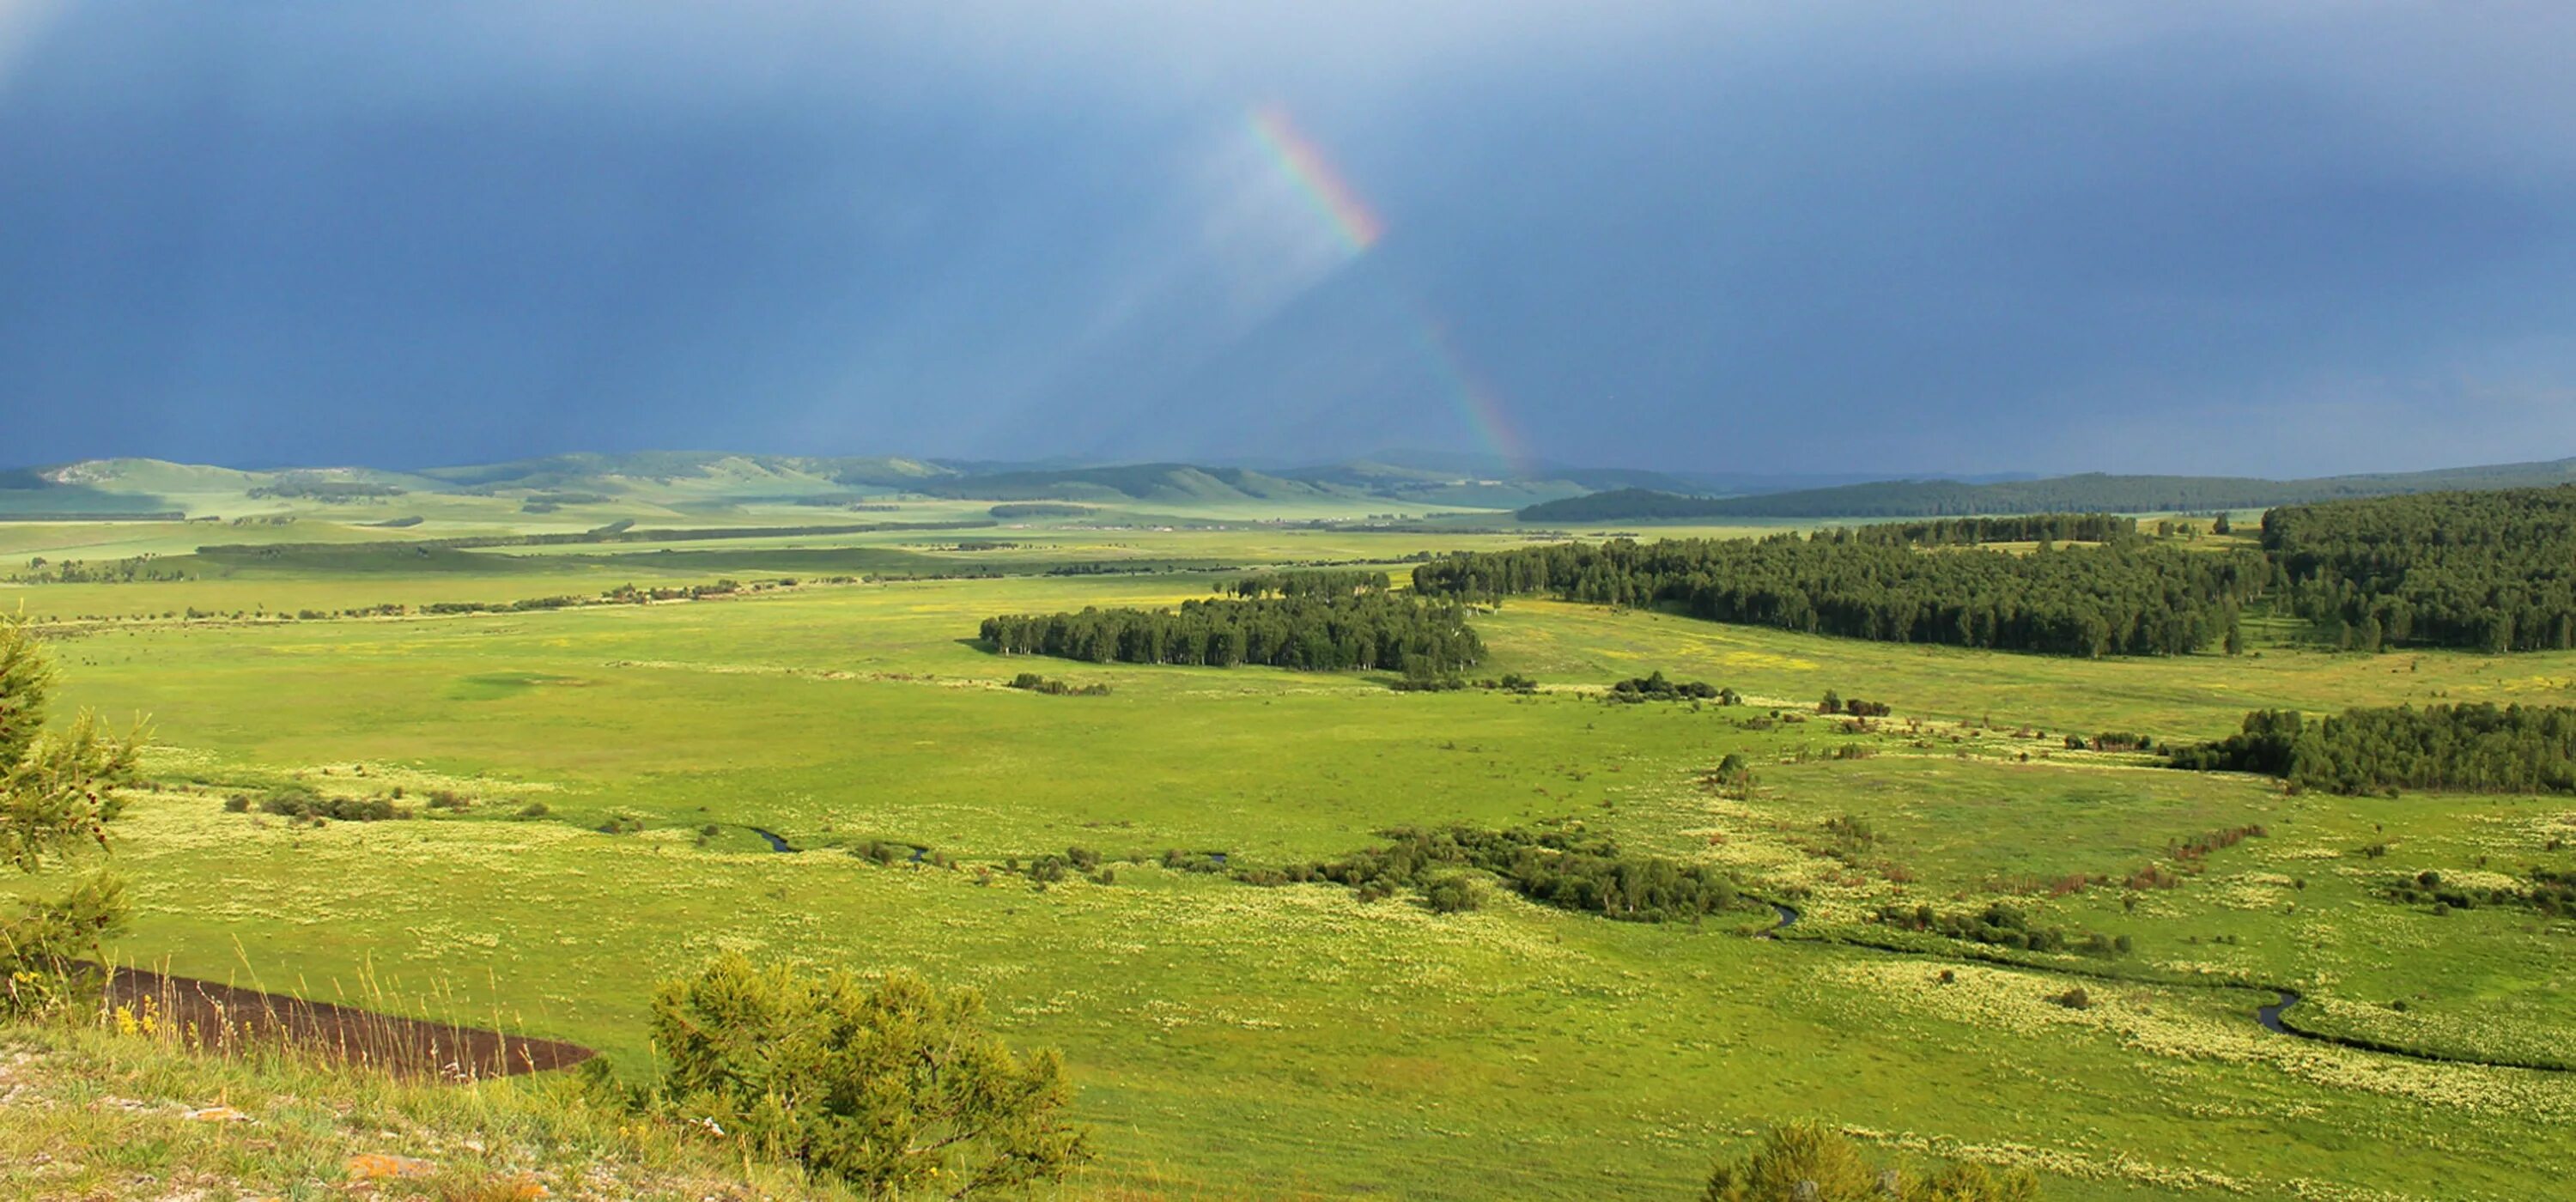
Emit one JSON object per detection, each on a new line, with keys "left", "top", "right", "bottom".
{"left": 2262, "top": 486, "right": 2576, "bottom": 652}
{"left": 1413, "top": 535, "right": 2262, "bottom": 657}
{"left": 2168, "top": 703, "right": 2576, "bottom": 795}
{"left": 980, "top": 591, "right": 1481, "bottom": 672}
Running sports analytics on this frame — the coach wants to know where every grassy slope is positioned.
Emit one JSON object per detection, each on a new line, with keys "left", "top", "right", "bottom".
{"left": 0, "top": 1024, "right": 831, "bottom": 1200}
{"left": 9, "top": 506, "right": 2576, "bottom": 1199}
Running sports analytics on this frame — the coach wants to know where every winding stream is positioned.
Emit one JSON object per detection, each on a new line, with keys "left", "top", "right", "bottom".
{"left": 2256, "top": 990, "right": 2300, "bottom": 1034}
{"left": 1760, "top": 903, "right": 2563, "bottom": 1072}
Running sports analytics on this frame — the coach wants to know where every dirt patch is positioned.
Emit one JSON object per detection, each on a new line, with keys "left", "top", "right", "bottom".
{"left": 96, "top": 967, "right": 596, "bottom": 1079}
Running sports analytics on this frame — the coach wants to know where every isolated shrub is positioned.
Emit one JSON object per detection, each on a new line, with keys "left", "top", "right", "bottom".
{"left": 516, "top": 801, "right": 550, "bottom": 819}
{"left": 1703, "top": 1120, "right": 1875, "bottom": 1201}
{"left": 0, "top": 616, "right": 146, "bottom": 1015}
{"left": 1423, "top": 875, "right": 1484, "bottom": 914}
{"left": 1704, "top": 1121, "right": 2040, "bottom": 1202}
{"left": 648, "top": 952, "right": 1090, "bottom": 1196}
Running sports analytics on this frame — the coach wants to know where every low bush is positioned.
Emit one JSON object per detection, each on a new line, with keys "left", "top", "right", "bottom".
{"left": 1704, "top": 1121, "right": 2040, "bottom": 1201}
{"left": 1607, "top": 670, "right": 1726, "bottom": 702}
{"left": 646, "top": 952, "right": 1090, "bottom": 1196}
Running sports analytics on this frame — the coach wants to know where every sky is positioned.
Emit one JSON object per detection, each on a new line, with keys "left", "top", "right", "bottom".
{"left": 3, "top": 1, "right": 2573, "bottom": 477}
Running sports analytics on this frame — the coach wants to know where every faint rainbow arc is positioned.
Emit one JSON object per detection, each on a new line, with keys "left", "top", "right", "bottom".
{"left": 1245, "top": 104, "right": 1535, "bottom": 476}
{"left": 1404, "top": 301, "right": 1537, "bottom": 477}
{"left": 1248, "top": 104, "right": 1383, "bottom": 252}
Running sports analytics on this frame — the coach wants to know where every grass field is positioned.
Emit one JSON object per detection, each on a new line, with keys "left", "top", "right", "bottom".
{"left": 9, "top": 490, "right": 2575, "bottom": 1199}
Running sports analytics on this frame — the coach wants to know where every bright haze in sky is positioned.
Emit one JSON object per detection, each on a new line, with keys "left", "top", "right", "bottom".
{"left": 3, "top": 2, "right": 2573, "bottom": 476}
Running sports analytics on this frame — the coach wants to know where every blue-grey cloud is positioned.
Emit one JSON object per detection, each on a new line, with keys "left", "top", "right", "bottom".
{"left": 3, "top": 1, "right": 2571, "bottom": 475}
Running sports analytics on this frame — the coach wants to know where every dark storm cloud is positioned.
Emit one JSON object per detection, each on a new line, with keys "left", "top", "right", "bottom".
{"left": 3, "top": 2, "right": 2571, "bottom": 475}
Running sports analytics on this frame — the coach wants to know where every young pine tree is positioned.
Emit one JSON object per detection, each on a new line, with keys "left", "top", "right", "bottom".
{"left": 1, "top": 615, "right": 146, "bottom": 1014}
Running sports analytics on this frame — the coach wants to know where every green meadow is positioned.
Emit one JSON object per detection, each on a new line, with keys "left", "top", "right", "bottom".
{"left": 9, "top": 492, "right": 2575, "bottom": 1199}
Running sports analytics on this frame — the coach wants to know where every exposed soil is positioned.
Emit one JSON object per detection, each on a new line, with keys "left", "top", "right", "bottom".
{"left": 98, "top": 966, "right": 596, "bottom": 1079}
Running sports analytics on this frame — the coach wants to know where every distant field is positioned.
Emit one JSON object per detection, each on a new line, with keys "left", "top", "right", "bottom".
{"left": 11, "top": 483, "right": 2576, "bottom": 1199}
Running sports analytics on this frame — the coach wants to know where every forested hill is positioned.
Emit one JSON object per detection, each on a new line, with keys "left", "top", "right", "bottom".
{"left": 1521, "top": 459, "right": 2576, "bottom": 521}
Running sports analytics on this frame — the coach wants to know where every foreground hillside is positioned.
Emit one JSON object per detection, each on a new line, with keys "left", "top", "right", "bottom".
{"left": 0, "top": 1024, "right": 805, "bottom": 1200}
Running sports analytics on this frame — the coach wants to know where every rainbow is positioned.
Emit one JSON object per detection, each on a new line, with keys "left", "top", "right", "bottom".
{"left": 1248, "top": 105, "right": 1384, "bottom": 252}
{"left": 1405, "top": 300, "right": 1537, "bottom": 477}
{"left": 1247, "top": 103, "right": 1533, "bottom": 475}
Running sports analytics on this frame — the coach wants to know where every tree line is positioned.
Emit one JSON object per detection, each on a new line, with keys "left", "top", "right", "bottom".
{"left": 1218, "top": 569, "right": 1391, "bottom": 598}
{"left": 2168, "top": 702, "right": 2576, "bottom": 795}
{"left": 1829, "top": 513, "right": 2136, "bottom": 546}
{"left": 2263, "top": 485, "right": 2576, "bottom": 653}
{"left": 1412, "top": 532, "right": 2263, "bottom": 658}
{"left": 980, "top": 591, "right": 1482, "bottom": 672}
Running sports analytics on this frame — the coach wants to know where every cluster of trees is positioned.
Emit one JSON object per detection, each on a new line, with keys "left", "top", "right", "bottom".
{"left": 2385, "top": 868, "right": 2576, "bottom": 918}
{"left": 2169, "top": 703, "right": 2576, "bottom": 795}
{"left": 417, "top": 580, "right": 755, "bottom": 616}
{"left": 2263, "top": 486, "right": 2576, "bottom": 653}
{"left": 979, "top": 592, "right": 1482, "bottom": 673}
{"left": 1608, "top": 671, "right": 1736, "bottom": 703}
{"left": 1267, "top": 824, "right": 1742, "bottom": 922}
{"left": 1005, "top": 672, "right": 1110, "bottom": 696}
{"left": 988, "top": 502, "right": 1093, "bottom": 519}
{"left": 2065, "top": 731, "right": 2159, "bottom": 752}
{"left": 1217, "top": 569, "right": 1391, "bottom": 598}
{"left": 1873, "top": 901, "right": 2129, "bottom": 956}
{"left": 7, "top": 555, "right": 190, "bottom": 584}
{"left": 222, "top": 786, "right": 407, "bottom": 823}
{"left": 1818, "top": 691, "right": 1891, "bottom": 717}
{"left": 1414, "top": 535, "right": 2262, "bottom": 658}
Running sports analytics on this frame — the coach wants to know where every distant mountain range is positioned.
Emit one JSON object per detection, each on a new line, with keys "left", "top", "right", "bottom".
{"left": 0, "top": 452, "right": 1816, "bottom": 516}
{"left": 1518, "top": 459, "right": 2576, "bottom": 522}
{"left": 3, "top": 452, "right": 2568, "bottom": 521}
